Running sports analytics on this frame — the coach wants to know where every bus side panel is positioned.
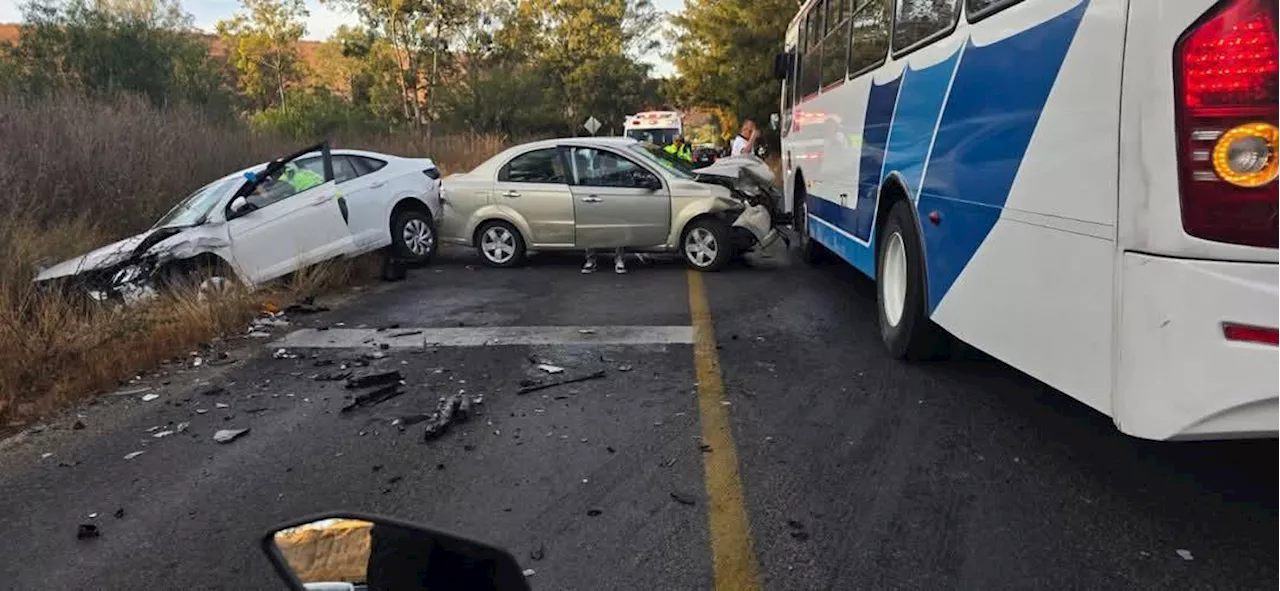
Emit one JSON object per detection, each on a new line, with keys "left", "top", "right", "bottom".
{"left": 795, "top": 72, "right": 884, "bottom": 276}
{"left": 925, "top": 0, "right": 1124, "bottom": 415}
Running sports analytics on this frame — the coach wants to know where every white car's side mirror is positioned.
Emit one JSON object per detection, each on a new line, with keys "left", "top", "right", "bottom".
{"left": 229, "top": 196, "right": 251, "bottom": 218}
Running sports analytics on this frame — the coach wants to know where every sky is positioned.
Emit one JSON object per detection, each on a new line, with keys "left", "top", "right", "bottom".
{"left": 0, "top": 0, "right": 681, "bottom": 76}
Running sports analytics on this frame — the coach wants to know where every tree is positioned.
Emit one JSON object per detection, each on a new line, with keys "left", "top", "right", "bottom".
{"left": 215, "top": 0, "right": 309, "bottom": 110}
{"left": 669, "top": 0, "right": 795, "bottom": 122}
{"left": 2, "top": 0, "right": 230, "bottom": 109}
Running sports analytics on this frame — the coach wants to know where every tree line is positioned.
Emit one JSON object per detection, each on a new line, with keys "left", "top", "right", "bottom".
{"left": 0, "top": 0, "right": 793, "bottom": 145}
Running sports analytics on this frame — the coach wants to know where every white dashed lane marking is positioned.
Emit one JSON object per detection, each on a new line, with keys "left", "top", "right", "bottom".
{"left": 272, "top": 325, "right": 694, "bottom": 349}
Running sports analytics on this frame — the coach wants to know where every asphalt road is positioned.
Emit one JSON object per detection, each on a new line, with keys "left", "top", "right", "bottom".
{"left": 0, "top": 246, "right": 1274, "bottom": 590}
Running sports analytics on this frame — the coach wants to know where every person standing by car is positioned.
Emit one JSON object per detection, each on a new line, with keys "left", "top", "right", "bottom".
{"left": 731, "top": 119, "right": 759, "bottom": 156}
{"left": 664, "top": 135, "right": 693, "bottom": 163}
{"left": 582, "top": 247, "right": 628, "bottom": 274}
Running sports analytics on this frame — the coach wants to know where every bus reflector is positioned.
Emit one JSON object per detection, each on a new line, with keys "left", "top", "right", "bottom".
{"left": 1174, "top": 0, "right": 1279, "bottom": 248}
{"left": 1222, "top": 322, "right": 1279, "bottom": 345}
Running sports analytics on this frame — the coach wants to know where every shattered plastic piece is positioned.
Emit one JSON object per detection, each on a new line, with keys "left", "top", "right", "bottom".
{"left": 340, "top": 385, "right": 403, "bottom": 413}
{"left": 72, "top": 420, "right": 86, "bottom": 430}
{"left": 517, "top": 370, "right": 606, "bottom": 395}
{"left": 175, "top": 422, "right": 190, "bottom": 433}
{"left": 1176, "top": 549, "right": 1193, "bottom": 561}
{"left": 77, "top": 524, "right": 100, "bottom": 540}
{"left": 113, "top": 508, "right": 125, "bottom": 519}
{"left": 41, "top": 452, "right": 53, "bottom": 459}
{"left": 273, "top": 348, "right": 299, "bottom": 360}
{"left": 195, "top": 409, "right": 209, "bottom": 415}
{"left": 123, "top": 451, "right": 145, "bottom": 460}
{"left": 346, "top": 370, "right": 403, "bottom": 389}
{"left": 670, "top": 491, "right": 697, "bottom": 506}
{"left": 88, "top": 512, "right": 98, "bottom": 519}
{"left": 213, "top": 428, "right": 250, "bottom": 443}
{"left": 522, "top": 569, "right": 536, "bottom": 578}
{"left": 247, "top": 331, "right": 272, "bottom": 338}
{"left": 617, "top": 365, "right": 633, "bottom": 372}
{"left": 140, "top": 393, "right": 160, "bottom": 402}
{"left": 110, "top": 386, "right": 153, "bottom": 397}
{"left": 586, "top": 509, "right": 602, "bottom": 517}
{"left": 388, "top": 330, "right": 423, "bottom": 338}
{"left": 577, "top": 329, "right": 596, "bottom": 335}
{"left": 152, "top": 430, "right": 174, "bottom": 438}
{"left": 537, "top": 364, "right": 565, "bottom": 374}
{"left": 215, "top": 402, "right": 230, "bottom": 409}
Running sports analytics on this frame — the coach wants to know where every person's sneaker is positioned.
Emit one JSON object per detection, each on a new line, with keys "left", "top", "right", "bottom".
{"left": 614, "top": 256, "right": 628, "bottom": 274}
{"left": 581, "top": 258, "right": 598, "bottom": 274}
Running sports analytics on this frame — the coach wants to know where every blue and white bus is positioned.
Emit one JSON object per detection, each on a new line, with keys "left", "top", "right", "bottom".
{"left": 774, "top": 0, "right": 1277, "bottom": 440}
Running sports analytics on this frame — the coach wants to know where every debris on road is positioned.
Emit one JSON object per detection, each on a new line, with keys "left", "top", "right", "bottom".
{"left": 790, "top": 531, "right": 810, "bottom": 541}
{"left": 340, "top": 385, "right": 403, "bottom": 413}
{"left": 200, "top": 386, "right": 228, "bottom": 396}
{"left": 578, "top": 329, "right": 596, "bottom": 335}
{"left": 176, "top": 421, "right": 190, "bottom": 433}
{"left": 345, "top": 370, "right": 403, "bottom": 389}
{"left": 123, "top": 451, "right": 144, "bottom": 460}
{"left": 1176, "top": 549, "right": 1194, "bottom": 561}
{"left": 421, "top": 393, "right": 475, "bottom": 441}
{"left": 72, "top": 420, "right": 86, "bottom": 430}
{"left": 215, "top": 402, "right": 230, "bottom": 409}
{"left": 110, "top": 386, "right": 153, "bottom": 397}
{"left": 152, "top": 430, "right": 174, "bottom": 438}
{"left": 586, "top": 509, "right": 602, "bottom": 517}
{"left": 113, "top": 508, "right": 125, "bottom": 519}
{"left": 670, "top": 491, "right": 697, "bottom": 506}
{"left": 273, "top": 348, "right": 299, "bottom": 360}
{"left": 76, "top": 524, "right": 100, "bottom": 540}
{"left": 388, "top": 330, "right": 423, "bottom": 338}
{"left": 530, "top": 545, "right": 545, "bottom": 561}
{"left": 213, "top": 428, "right": 250, "bottom": 443}
{"left": 522, "top": 569, "right": 536, "bottom": 578}
{"left": 140, "top": 393, "right": 159, "bottom": 402}
{"left": 284, "top": 298, "right": 329, "bottom": 315}
{"left": 314, "top": 370, "right": 353, "bottom": 382}
{"left": 536, "top": 364, "right": 565, "bottom": 374}
{"left": 517, "top": 370, "right": 607, "bottom": 395}
{"left": 617, "top": 365, "right": 633, "bottom": 372}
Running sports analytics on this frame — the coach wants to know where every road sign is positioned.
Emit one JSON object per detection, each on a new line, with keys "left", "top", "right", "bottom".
{"left": 583, "top": 116, "right": 601, "bottom": 136}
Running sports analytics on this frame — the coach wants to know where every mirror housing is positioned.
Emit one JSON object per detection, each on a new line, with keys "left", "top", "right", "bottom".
{"left": 263, "top": 512, "right": 530, "bottom": 591}
{"left": 229, "top": 196, "right": 250, "bottom": 218}
{"left": 639, "top": 174, "right": 662, "bottom": 191}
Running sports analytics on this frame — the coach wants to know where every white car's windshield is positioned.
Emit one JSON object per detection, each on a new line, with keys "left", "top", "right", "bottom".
{"left": 152, "top": 175, "right": 243, "bottom": 229}
{"left": 628, "top": 143, "right": 696, "bottom": 180}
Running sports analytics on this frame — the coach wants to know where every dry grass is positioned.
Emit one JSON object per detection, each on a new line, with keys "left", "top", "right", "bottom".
{"left": 0, "top": 93, "right": 508, "bottom": 428}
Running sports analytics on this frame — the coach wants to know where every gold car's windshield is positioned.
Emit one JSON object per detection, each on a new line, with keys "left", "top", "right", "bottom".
{"left": 628, "top": 143, "right": 696, "bottom": 180}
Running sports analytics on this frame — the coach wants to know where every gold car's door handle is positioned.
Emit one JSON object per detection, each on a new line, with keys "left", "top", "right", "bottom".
{"left": 580, "top": 195, "right": 602, "bottom": 203}
{"left": 503, "top": 190, "right": 521, "bottom": 198}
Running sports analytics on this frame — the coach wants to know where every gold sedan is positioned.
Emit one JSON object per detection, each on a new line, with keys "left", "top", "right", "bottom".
{"left": 438, "top": 137, "right": 781, "bottom": 271}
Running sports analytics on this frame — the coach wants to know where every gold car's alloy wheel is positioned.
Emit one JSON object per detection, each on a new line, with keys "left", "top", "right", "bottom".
{"left": 684, "top": 227, "right": 718, "bottom": 268}
{"left": 481, "top": 225, "right": 517, "bottom": 264}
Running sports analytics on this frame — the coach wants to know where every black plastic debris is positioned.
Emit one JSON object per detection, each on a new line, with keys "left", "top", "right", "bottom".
{"left": 790, "top": 531, "right": 810, "bottom": 541}
{"left": 670, "top": 491, "right": 697, "bottom": 506}
{"left": 77, "top": 524, "right": 100, "bottom": 540}
{"left": 606, "top": 446, "right": 616, "bottom": 453}
{"left": 345, "top": 370, "right": 402, "bottom": 389}
{"left": 586, "top": 509, "right": 602, "bottom": 517}
{"left": 388, "top": 330, "right": 423, "bottom": 338}
{"left": 387, "top": 476, "right": 403, "bottom": 485}
{"left": 421, "top": 393, "right": 475, "bottom": 442}
{"left": 315, "top": 370, "right": 353, "bottom": 382}
{"left": 113, "top": 508, "right": 125, "bottom": 519}
{"left": 200, "top": 386, "right": 228, "bottom": 397}
{"left": 340, "top": 385, "right": 403, "bottom": 413}
{"left": 516, "top": 370, "right": 607, "bottom": 395}
{"left": 72, "top": 420, "right": 86, "bottom": 430}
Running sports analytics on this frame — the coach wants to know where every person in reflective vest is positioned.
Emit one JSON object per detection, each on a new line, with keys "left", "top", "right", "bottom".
{"left": 664, "top": 135, "right": 693, "bottom": 163}
{"left": 283, "top": 163, "right": 324, "bottom": 193}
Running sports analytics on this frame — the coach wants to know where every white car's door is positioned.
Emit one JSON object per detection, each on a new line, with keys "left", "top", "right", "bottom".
{"left": 226, "top": 151, "right": 355, "bottom": 284}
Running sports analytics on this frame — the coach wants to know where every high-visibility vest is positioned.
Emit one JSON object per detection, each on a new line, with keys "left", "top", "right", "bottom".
{"left": 664, "top": 143, "right": 692, "bottom": 162}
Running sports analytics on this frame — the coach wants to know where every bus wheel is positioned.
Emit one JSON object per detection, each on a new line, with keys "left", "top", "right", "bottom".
{"left": 794, "top": 192, "right": 828, "bottom": 264}
{"left": 877, "top": 200, "right": 945, "bottom": 360}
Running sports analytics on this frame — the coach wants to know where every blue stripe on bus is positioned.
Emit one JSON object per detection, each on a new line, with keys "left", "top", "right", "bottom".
{"left": 852, "top": 76, "right": 901, "bottom": 242}
{"left": 917, "top": 0, "right": 1090, "bottom": 312}
{"left": 882, "top": 48, "right": 962, "bottom": 201}
{"left": 807, "top": 213, "right": 876, "bottom": 276}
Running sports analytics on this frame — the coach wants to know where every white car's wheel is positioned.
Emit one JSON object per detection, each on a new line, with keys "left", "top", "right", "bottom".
{"left": 475, "top": 221, "right": 526, "bottom": 268}
{"left": 391, "top": 208, "right": 437, "bottom": 266}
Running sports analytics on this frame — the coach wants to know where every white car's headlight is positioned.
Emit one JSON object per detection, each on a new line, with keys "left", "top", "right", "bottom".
{"left": 111, "top": 264, "right": 144, "bottom": 286}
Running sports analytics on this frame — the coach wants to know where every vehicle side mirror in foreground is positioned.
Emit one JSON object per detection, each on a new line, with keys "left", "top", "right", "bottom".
{"left": 264, "top": 512, "right": 531, "bottom": 591}
{"left": 229, "top": 196, "right": 250, "bottom": 217}
{"left": 639, "top": 175, "right": 662, "bottom": 191}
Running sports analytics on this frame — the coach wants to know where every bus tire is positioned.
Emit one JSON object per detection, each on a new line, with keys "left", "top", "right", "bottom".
{"left": 877, "top": 200, "right": 945, "bottom": 360}
{"left": 794, "top": 190, "right": 829, "bottom": 264}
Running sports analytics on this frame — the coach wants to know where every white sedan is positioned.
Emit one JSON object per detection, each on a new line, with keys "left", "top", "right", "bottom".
{"left": 35, "top": 143, "right": 442, "bottom": 299}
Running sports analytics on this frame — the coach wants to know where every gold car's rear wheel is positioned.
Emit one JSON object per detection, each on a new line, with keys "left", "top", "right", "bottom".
{"left": 476, "top": 221, "right": 527, "bottom": 268}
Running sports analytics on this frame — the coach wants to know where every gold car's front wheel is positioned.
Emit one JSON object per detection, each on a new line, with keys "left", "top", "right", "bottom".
{"left": 680, "top": 218, "right": 733, "bottom": 272}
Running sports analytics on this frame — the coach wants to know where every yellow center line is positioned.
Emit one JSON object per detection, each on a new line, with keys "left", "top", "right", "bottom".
{"left": 687, "top": 269, "right": 762, "bottom": 591}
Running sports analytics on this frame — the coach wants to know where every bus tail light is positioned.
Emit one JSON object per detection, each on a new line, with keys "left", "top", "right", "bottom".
{"left": 1222, "top": 322, "right": 1279, "bottom": 345}
{"left": 1174, "top": 0, "right": 1278, "bottom": 248}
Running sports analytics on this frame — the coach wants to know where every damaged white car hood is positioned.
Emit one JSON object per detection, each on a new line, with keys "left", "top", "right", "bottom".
{"left": 35, "top": 230, "right": 162, "bottom": 282}
{"left": 693, "top": 155, "right": 776, "bottom": 186}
